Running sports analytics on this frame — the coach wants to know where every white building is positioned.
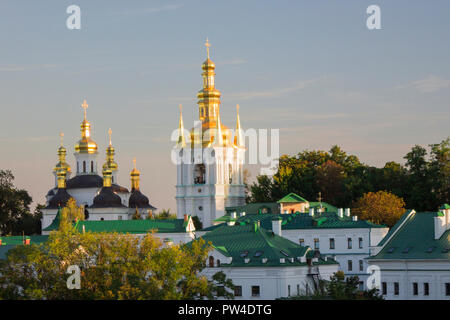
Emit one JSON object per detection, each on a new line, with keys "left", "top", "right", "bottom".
{"left": 208, "top": 193, "right": 389, "bottom": 289}
{"left": 195, "top": 219, "right": 339, "bottom": 299}
{"left": 175, "top": 39, "right": 246, "bottom": 228}
{"left": 41, "top": 101, "right": 156, "bottom": 232}
{"left": 368, "top": 206, "right": 450, "bottom": 300}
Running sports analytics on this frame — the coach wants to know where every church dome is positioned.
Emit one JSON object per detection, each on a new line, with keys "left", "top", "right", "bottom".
{"left": 129, "top": 189, "right": 156, "bottom": 209}
{"left": 91, "top": 186, "right": 124, "bottom": 208}
{"left": 66, "top": 174, "right": 103, "bottom": 189}
{"left": 46, "top": 188, "right": 72, "bottom": 209}
{"left": 202, "top": 58, "right": 215, "bottom": 70}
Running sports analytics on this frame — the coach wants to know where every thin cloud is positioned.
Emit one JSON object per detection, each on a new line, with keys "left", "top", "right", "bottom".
{"left": 395, "top": 75, "right": 450, "bottom": 93}
{"left": 0, "top": 64, "right": 58, "bottom": 72}
{"left": 228, "top": 76, "right": 327, "bottom": 100}
{"left": 216, "top": 58, "right": 247, "bottom": 66}
{"left": 110, "top": 4, "right": 184, "bottom": 16}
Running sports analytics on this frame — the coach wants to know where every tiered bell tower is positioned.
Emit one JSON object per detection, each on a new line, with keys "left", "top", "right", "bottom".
{"left": 175, "top": 39, "right": 246, "bottom": 228}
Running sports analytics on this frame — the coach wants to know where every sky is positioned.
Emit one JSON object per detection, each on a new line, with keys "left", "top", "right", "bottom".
{"left": 0, "top": 0, "right": 449, "bottom": 212}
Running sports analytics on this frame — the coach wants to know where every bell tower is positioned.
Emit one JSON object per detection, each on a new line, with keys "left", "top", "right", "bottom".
{"left": 175, "top": 40, "right": 246, "bottom": 228}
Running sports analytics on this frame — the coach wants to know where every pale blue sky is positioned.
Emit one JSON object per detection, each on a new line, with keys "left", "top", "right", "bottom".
{"left": 0, "top": 1, "right": 449, "bottom": 211}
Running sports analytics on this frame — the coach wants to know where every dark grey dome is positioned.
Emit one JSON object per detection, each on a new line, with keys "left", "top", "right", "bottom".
{"left": 46, "top": 188, "right": 72, "bottom": 209}
{"left": 129, "top": 189, "right": 156, "bottom": 209}
{"left": 91, "top": 187, "right": 125, "bottom": 208}
{"left": 66, "top": 174, "right": 103, "bottom": 189}
{"left": 46, "top": 188, "right": 55, "bottom": 196}
{"left": 111, "top": 184, "right": 129, "bottom": 193}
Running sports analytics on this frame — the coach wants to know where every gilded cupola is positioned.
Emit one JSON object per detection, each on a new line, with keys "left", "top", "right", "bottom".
{"left": 103, "top": 128, "right": 118, "bottom": 173}
{"left": 75, "top": 100, "right": 98, "bottom": 154}
{"left": 53, "top": 132, "right": 71, "bottom": 175}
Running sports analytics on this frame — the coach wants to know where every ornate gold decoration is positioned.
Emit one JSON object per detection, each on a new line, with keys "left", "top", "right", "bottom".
{"left": 53, "top": 132, "right": 71, "bottom": 174}
{"left": 130, "top": 158, "right": 140, "bottom": 191}
{"left": 75, "top": 99, "right": 98, "bottom": 154}
{"left": 103, "top": 128, "right": 118, "bottom": 172}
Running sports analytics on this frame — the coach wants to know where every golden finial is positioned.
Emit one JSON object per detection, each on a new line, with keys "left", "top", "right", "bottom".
{"left": 59, "top": 132, "right": 64, "bottom": 147}
{"left": 108, "top": 128, "right": 112, "bottom": 146}
{"left": 234, "top": 104, "right": 244, "bottom": 148}
{"left": 205, "top": 38, "right": 211, "bottom": 59}
{"left": 133, "top": 157, "right": 137, "bottom": 170}
{"left": 81, "top": 100, "right": 88, "bottom": 121}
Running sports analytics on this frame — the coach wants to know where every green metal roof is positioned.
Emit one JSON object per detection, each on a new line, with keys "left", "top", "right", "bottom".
{"left": 193, "top": 223, "right": 338, "bottom": 267}
{"left": 225, "top": 202, "right": 280, "bottom": 215}
{"left": 277, "top": 193, "right": 309, "bottom": 203}
{"left": 75, "top": 219, "right": 190, "bottom": 234}
{"left": 0, "top": 235, "right": 49, "bottom": 260}
{"left": 0, "top": 236, "right": 30, "bottom": 245}
{"left": 219, "top": 211, "right": 386, "bottom": 231}
{"left": 309, "top": 201, "right": 338, "bottom": 213}
{"left": 371, "top": 211, "right": 450, "bottom": 260}
{"left": 42, "top": 208, "right": 61, "bottom": 231}
{"left": 439, "top": 204, "right": 450, "bottom": 210}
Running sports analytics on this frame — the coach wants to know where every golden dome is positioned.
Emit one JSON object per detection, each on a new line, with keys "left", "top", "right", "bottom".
{"left": 103, "top": 128, "right": 118, "bottom": 171}
{"left": 75, "top": 100, "right": 98, "bottom": 154}
{"left": 53, "top": 133, "right": 71, "bottom": 173}
{"left": 202, "top": 58, "right": 215, "bottom": 70}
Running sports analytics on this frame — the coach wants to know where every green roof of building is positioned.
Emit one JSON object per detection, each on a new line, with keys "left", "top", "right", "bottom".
{"left": 213, "top": 211, "right": 386, "bottom": 231}
{"left": 193, "top": 223, "right": 338, "bottom": 267}
{"left": 371, "top": 211, "right": 450, "bottom": 260}
{"left": 42, "top": 208, "right": 61, "bottom": 231}
{"left": 74, "top": 219, "right": 190, "bottom": 234}
{"left": 309, "top": 201, "right": 338, "bottom": 213}
{"left": 439, "top": 204, "right": 450, "bottom": 209}
{"left": 0, "top": 236, "right": 30, "bottom": 245}
{"left": 0, "top": 235, "right": 49, "bottom": 260}
{"left": 277, "top": 193, "right": 309, "bottom": 203}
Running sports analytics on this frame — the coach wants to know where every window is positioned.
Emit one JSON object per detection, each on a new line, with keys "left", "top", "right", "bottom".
{"left": 359, "top": 260, "right": 364, "bottom": 271}
{"left": 83, "top": 161, "right": 86, "bottom": 173}
{"left": 314, "top": 238, "right": 320, "bottom": 250}
{"left": 251, "top": 286, "right": 260, "bottom": 297}
{"left": 288, "top": 285, "right": 291, "bottom": 296}
{"left": 329, "top": 238, "right": 335, "bottom": 250}
{"left": 100, "top": 218, "right": 104, "bottom": 221}
{"left": 91, "top": 161, "right": 94, "bottom": 172}
{"left": 382, "top": 282, "right": 387, "bottom": 295}
{"left": 394, "top": 282, "right": 399, "bottom": 296}
{"left": 297, "top": 284, "right": 300, "bottom": 295}
{"left": 299, "top": 239, "right": 304, "bottom": 246}
{"left": 118, "top": 215, "right": 122, "bottom": 220}
{"left": 424, "top": 283, "right": 429, "bottom": 296}
{"left": 208, "top": 256, "right": 214, "bottom": 267}
{"left": 77, "top": 162, "right": 79, "bottom": 173}
{"left": 359, "top": 282, "right": 364, "bottom": 291}
{"left": 193, "top": 164, "right": 206, "bottom": 184}
{"left": 348, "top": 260, "right": 353, "bottom": 271}
{"left": 217, "top": 259, "right": 221, "bottom": 267}
{"left": 347, "top": 238, "right": 352, "bottom": 249}
{"left": 359, "top": 237, "right": 363, "bottom": 249}
{"left": 234, "top": 286, "right": 242, "bottom": 297}
{"left": 446, "top": 283, "right": 450, "bottom": 296}
{"left": 413, "top": 283, "right": 418, "bottom": 296}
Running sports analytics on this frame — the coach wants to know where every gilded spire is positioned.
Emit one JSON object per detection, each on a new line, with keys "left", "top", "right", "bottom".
{"left": 102, "top": 168, "right": 112, "bottom": 187}
{"left": 103, "top": 128, "right": 118, "bottom": 173}
{"left": 205, "top": 38, "right": 211, "bottom": 59}
{"left": 56, "top": 168, "right": 68, "bottom": 189}
{"left": 75, "top": 99, "right": 98, "bottom": 154}
{"left": 234, "top": 104, "right": 244, "bottom": 148}
{"left": 213, "top": 112, "right": 224, "bottom": 147}
{"left": 130, "top": 158, "right": 140, "bottom": 191}
{"left": 54, "top": 132, "right": 71, "bottom": 175}
{"left": 177, "top": 104, "right": 186, "bottom": 148}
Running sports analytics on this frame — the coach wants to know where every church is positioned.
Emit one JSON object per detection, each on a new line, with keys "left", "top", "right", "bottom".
{"left": 175, "top": 39, "right": 246, "bottom": 228}
{"left": 41, "top": 100, "right": 156, "bottom": 232}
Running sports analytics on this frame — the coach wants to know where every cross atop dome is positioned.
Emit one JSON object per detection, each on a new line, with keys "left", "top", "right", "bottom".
{"left": 108, "top": 128, "right": 112, "bottom": 146}
{"left": 205, "top": 38, "right": 211, "bottom": 59}
{"left": 81, "top": 100, "right": 88, "bottom": 121}
{"left": 59, "top": 132, "right": 64, "bottom": 147}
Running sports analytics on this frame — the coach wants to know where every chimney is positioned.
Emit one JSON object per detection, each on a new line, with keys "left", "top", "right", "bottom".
{"left": 184, "top": 214, "right": 188, "bottom": 222}
{"left": 352, "top": 216, "right": 358, "bottom": 222}
{"left": 434, "top": 210, "right": 450, "bottom": 240}
{"left": 272, "top": 217, "right": 282, "bottom": 236}
{"left": 231, "top": 211, "right": 237, "bottom": 219}
{"left": 309, "top": 207, "right": 315, "bottom": 216}
{"left": 338, "top": 208, "right": 344, "bottom": 218}
{"left": 345, "top": 208, "right": 351, "bottom": 217}
{"left": 262, "top": 258, "right": 268, "bottom": 263}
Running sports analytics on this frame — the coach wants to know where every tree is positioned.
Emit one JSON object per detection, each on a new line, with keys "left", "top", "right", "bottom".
{"left": 205, "top": 271, "right": 235, "bottom": 300}
{"left": 0, "top": 170, "right": 35, "bottom": 236}
{"left": 156, "top": 209, "right": 176, "bottom": 219}
{"left": 352, "top": 191, "right": 406, "bottom": 227}
{"left": 192, "top": 216, "right": 203, "bottom": 230}
{"left": 0, "top": 226, "right": 218, "bottom": 300}
{"left": 59, "top": 198, "right": 84, "bottom": 232}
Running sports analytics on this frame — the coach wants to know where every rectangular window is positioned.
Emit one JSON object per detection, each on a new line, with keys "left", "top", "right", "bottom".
{"left": 347, "top": 238, "right": 352, "bottom": 249}
{"left": 118, "top": 216, "right": 122, "bottom": 220}
{"left": 413, "top": 283, "right": 418, "bottom": 296}
{"left": 394, "top": 282, "right": 399, "bottom": 296}
{"left": 234, "top": 286, "right": 242, "bottom": 297}
{"left": 91, "top": 161, "right": 94, "bottom": 173}
{"left": 297, "top": 284, "right": 300, "bottom": 295}
{"left": 251, "top": 286, "right": 260, "bottom": 297}
{"left": 359, "top": 237, "right": 363, "bottom": 249}
{"left": 329, "top": 238, "right": 335, "bottom": 249}
{"left": 288, "top": 285, "right": 291, "bottom": 296}
{"left": 83, "top": 161, "right": 86, "bottom": 173}
{"left": 314, "top": 238, "right": 320, "bottom": 250}
{"left": 424, "top": 283, "right": 429, "bottom": 296}
{"left": 446, "top": 283, "right": 450, "bottom": 296}
{"left": 359, "top": 260, "right": 364, "bottom": 271}
{"left": 299, "top": 239, "right": 304, "bottom": 246}
{"left": 348, "top": 260, "right": 353, "bottom": 271}
{"left": 382, "top": 282, "right": 387, "bottom": 295}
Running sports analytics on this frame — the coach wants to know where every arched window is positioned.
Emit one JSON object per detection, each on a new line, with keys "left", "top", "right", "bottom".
{"left": 194, "top": 164, "right": 206, "bottom": 184}
{"left": 83, "top": 161, "right": 86, "bottom": 173}
{"left": 91, "top": 161, "right": 94, "bottom": 172}
{"left": 208, "top": 256, "right": 214, "bottom": 267}
{"left": 217, "top": 259, "right": 221, "bottom": 267}
{"left": 228, "top": 164, "right": 233, "bottom": 184}
{"left": 77, "top": 162, "right": 79, "bottom": 173}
